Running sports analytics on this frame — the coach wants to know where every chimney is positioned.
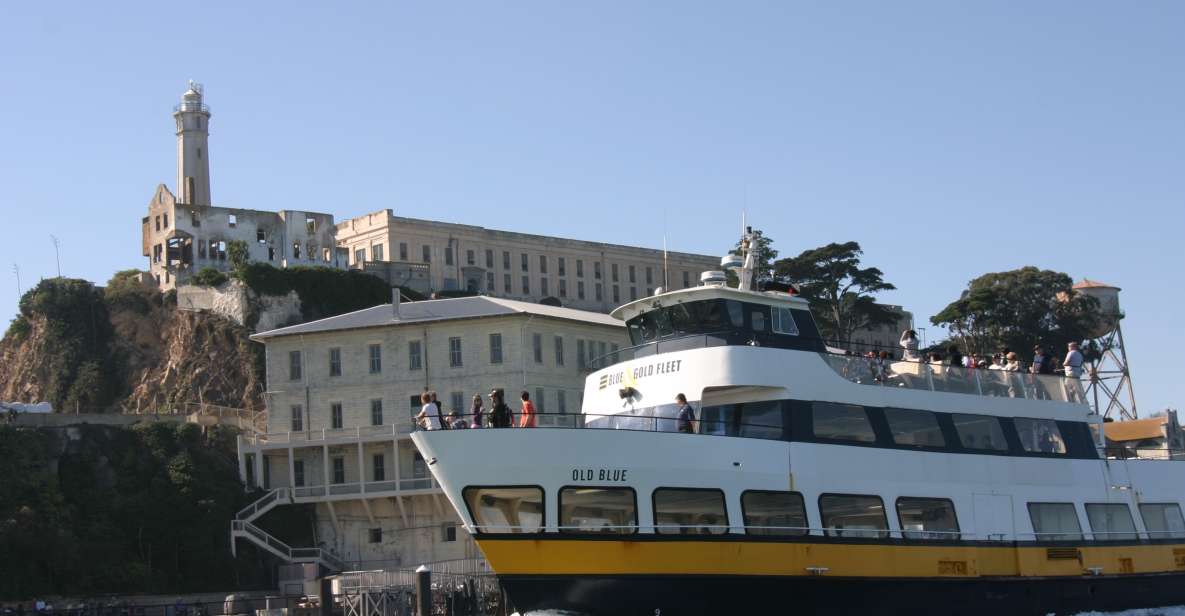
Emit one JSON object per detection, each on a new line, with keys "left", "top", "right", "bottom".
{"left": 392, "top": 288, "right": 401, "bottom": 319}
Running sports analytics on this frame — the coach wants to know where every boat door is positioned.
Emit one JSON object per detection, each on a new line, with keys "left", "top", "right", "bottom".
{"left": 1101, "top": 458, "right": 1133, "bottom": 492}
{"left": 972, "top": 493, "right": 1014, "bottom": 541}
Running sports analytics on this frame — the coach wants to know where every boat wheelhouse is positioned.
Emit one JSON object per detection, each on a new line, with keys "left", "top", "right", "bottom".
{"left": 412, "top": 232, "right": 1185, "bottom": 615}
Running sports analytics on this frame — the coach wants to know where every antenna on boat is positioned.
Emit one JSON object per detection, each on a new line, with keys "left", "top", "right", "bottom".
{"left": 662, "top": 209, "right": 670, "bottom": 291}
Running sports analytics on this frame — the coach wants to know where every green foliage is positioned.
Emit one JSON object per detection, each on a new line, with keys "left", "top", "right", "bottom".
{"left": 0, "top": 422, "right": 310, "bottom": 598}
{"left": 4, "top": 315, "right": 30, "bottom": 341}
{"left": 103, "top": 270, "right": 155, "bottom": 314}
{"left": 774, "top": 241, "right": 898, "bottom": 342}
{"left": 931, "top": 266, "right": 1102, "bottom": 356}
{"left": 16, "top": 278, "right": 120, "bottom": 411}
{"left": 227, "top": 240, "right": 250, "bottom": 274}
{"left": 237, "top": 263, "right": 393, "bottom": 321}
{"left": 192, "top": 267, "right": 229, "bottom": 287}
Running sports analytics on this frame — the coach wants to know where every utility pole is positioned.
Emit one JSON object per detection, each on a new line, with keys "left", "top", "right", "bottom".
{"left": 50, "top": 235, "right": 61, "bottom": 277}
{"left": 12, "top": 263, "right": 19, "bottom": 296}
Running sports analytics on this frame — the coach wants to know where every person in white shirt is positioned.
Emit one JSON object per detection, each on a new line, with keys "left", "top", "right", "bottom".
{"left": 1063, "top": 342, "right": 1085, "bottom": 377}
{"left": 415, "top": 391, "right": 442, "bottom": 430}
{"left": 899, "top": 330, "right": 920, "bottom": 361}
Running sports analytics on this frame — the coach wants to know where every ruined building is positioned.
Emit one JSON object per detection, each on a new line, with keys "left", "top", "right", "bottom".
{"left": 142, "top": 82, "right": 345, "bottom": 289}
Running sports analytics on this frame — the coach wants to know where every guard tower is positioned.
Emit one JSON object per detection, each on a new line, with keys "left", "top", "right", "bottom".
{"left": 174, "top": 80, "right": 212, "bottom": 206}
{"left": 1075, "top": 279, "right": 1137, "bottom": 420}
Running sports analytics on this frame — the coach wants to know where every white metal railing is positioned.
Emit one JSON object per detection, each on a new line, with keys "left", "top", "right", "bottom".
{"left": 236, "top": 487, "right": 291, "bottom": 521}
{"left": 187, "top": 401, "right": 267, "bottom": 435}
{"left": 232, "top": 519, "right": 346, "bottom": 570}
{"left": 243, "top": 422, "right": 417, "bottom": 447}
{"left": 338, "top": 559, "right": 492, "bottom": 590}
{"left": 285, "top": 478, "right": 438, "bottom": 501}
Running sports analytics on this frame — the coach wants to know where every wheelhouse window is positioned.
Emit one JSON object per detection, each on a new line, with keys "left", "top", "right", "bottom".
{"left": 896, "top": 497, "right": 960, "bottom": 540}
{"left": 951, "top": 413, "right": 1008, "bottom": 451}
{"left": 771, "top": 307, "right": 799, "bottom": 335}
{"left": 811, "top": 402, "right": 876, "bottom": 442}
{"left": 625, "top": 299, "right": 746, "bottom": 344}
{"left": 884, "top": 408, "right": 945, "bottom": 448}
{"left": 1139, "top": 504, "right": 1185, "bottom": 539}
{"left": 1028, "top": 503, "right": 1083, "bottom": 541}
{"left": 653, "top": 488, "right": 728, "bottom": 535}
{"left": 463, "top": 486, "right": 544, "bottom": 534}
{"left": 820, "top": 494, "right": 888, "bottom": 538}
{"left": 742, "top": 490, "right": 807, "bottom": 536}
{"left": 1013, "top": 418, "right": 1066, "bottom": 454}
{"left": 1085, "top": 504, "right": 1137, "bottom": 540}
{"left": 558, "top": 487, "right": 637, "bottom": 534}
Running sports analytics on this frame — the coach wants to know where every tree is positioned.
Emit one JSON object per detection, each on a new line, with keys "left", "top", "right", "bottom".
{"left": 773, "top": 241, "right": 898, "bottom": 342}
{"left": 227, "top": 240, "right": 250, "bottom": 274}
{"left": 930, "top": 266, "right": 1102, "bottom": 357}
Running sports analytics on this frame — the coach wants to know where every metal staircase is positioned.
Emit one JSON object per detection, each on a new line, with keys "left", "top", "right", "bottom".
{"left": 230, "top": 488, "right": 346, "bottom": 573}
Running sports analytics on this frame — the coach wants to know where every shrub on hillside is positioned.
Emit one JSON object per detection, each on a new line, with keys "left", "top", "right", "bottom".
{"left": 236, "top": 263, "right": 395, "bottom": 321}
{"left": 192, "top": 267, "right": 228, "bottom": 287}
{"left": 104, "top": 270, "right": 155, "bottom": 314}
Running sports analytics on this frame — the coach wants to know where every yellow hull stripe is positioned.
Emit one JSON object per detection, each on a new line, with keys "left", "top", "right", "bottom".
{"left": 477, "top": 538, "right": 1185, "bottom": 578}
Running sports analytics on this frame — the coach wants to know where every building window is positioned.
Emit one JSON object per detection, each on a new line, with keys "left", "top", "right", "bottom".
{"left": 559, "top": 279, "right": 567, "bottom": 298}
{"left": 1028, "top": 503, "right": 1083, "bottom": 541}
{"left": 408, "top": 341, "right": 422, "bottom": 370}
{"left": 503, "top": 251, "right": 511, "bottom": 269}
{"left": 485, "top": 249, "right": 494, "bottom": 268}
{"left": 611, "top": 263, "right": 619, "bottom": 282}
{"left": 445, "top": 245, "right": 454, "bottom": 266}
{"left": 554, "top": 336, "right": 564, "bottom": 366}
{"left": 288, "top": 350, "right": 302, "bottom": 381}
{"left": 162, "top": 213, "right": 169, "bottom": 228}
{"left": 628, "top": 265, "right": 636, "bottom": 283}
{"left": 629, "top": 287, "right": 637, "bottom": 301}
{"left": 449, "top": 337, "right": 463, "bottom": 367}
{"left": 646, "top": 287, "right": 653, "bottom": 296}
{"left": 897, "top": 497, "right": 960, "bottom": 540}
{"left": 595, "top": 283, "right": 603, "bottom": 301}
{"left": 369, "top": 344, "right": 382, "bottom": 374}
{"left": 646, "top": 267, "right": 653, "bottom": 285}
{"left": 812, "top": 402, "right": 875, "bottom": 442}
{"left": 682, "top": 271, "right": 690, "bottom": 288}
{"left": 331, "top": 403, "right": 343, "bottom": 429}
{"left": 329, "top": 348, "right": 342, "bottom": 377}
{"left": 489, "top": 333, "right": 503, "bottom": 364}
{"left": 521, "top": 253, "right": 529, "bottom": 272}
{"left": 577, "top": 339, "right": 586, "bottom": 370}
{"left": 535, "top": 387, "right": 545, "bottom": 412}
{"left": 467, "top": 249, "right": 475, "bottom": 265}
{"left": 613, "top": 286, "right": 620, "bottom": 303}
{"left": 292, "top": 242, "right": 300, "bottom": 259}
{"left": 373, "top": 454, "right": 385, "bottom": 482}
{"left": 450, "top": 391, "right": 464, "bottom": 413}
{"left": 368, "top": 528, "right": 382, "bottom": 543}
{"left": 595, "top": 262, "right": 602, "bottom": 279}
{"left": 370, "top": 399, "right": 383, "bottom": 426}
{"left": 742, "top": 491, "right": 808, "bottom": 536}
{"left": 293, "top": 460, "right": 305, "bottom": 487}
{"left": 557, "top": 257, "right": 566, "bottom": 276}
{"left": 1085, "top": 503, "right": 1137, "bottom": 540}
{"left": 820, "top": 494, "right": 889, "bottom": 538}
{"left": 228, "top": 214, "right": 237, "bottom": 228}
{"left": 332, "top": 457, "right": 345, "bottom": 484}
{"left": 577, "top": 281, "right": 585, "bottom": 300}
{"left": 372, "top": 244, "right": 384, "bottom": 261}
{"left": 539, "top": 255, "right": 548, "bottom": 274}
{"left": 541, "top": 278, "right": 550, "bottom": 296}
{"left": 400, "top": 242, "right": 408, "bottom": 260}
{"left": 576, "top": 260, "right": 584, "bottom": 277}
{"left": 503, "top": 273, "right": 512, "bottom": 293}
{"left": 442, "top": 522, "right": 457, "bottom": 542}
{"left": 654, "top": 488, "right": 727, "bottom": 535}
{"left": 267, "top": 247, "right": 275, "bottom": 261}
{"left": 533, "top": 334, "right": 543, "bottom": 363}
{"left": 559, "top": 487, "right": 636, "bottom": 534}
{"left": 521, "top": 275, "right": 530, "bottom": 295}
{"left": 557, "top": 390, "right": 567, "bottom": 413}
{"left": 290, "top": 405, "right": 303, "bottom": 432}
{"left": 486, "top": 271, "right": 495, "bottom": 291}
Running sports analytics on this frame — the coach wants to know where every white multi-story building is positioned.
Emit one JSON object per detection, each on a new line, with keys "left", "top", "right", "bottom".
{"left": 234, "top": 295, "right": 628, "bottom": 569}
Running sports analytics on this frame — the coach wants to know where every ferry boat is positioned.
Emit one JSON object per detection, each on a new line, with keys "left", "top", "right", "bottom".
{"left": 411, "top": 231, "right": 1185, "bottom": 615}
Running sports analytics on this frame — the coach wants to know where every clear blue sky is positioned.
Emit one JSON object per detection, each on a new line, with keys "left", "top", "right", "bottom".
{"left": 1, "top": 1, "right": 1181, "bottom": 414}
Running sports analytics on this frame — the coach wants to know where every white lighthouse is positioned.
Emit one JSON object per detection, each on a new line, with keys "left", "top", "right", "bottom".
{"left": 174, "top": 80, "right": 212, "bottom": 206}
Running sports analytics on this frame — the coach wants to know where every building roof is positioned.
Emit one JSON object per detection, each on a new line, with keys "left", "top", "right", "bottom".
{"left": 250, "top": 295, "right": 622, "bottom": 340}
{"left": 1074, "top": 279, "right": 1119, "bottom": 290}
{"left": 1103, "top": 416, "right": 1167, "bottom": 443}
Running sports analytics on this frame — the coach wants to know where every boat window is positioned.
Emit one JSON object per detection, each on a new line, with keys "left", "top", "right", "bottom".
{"left": 725, "top": 300, "right": 744, "bottom": 328}
{"left": 699, "top": 404, "right": 736, "bottom": 436}
{"left": 738, "top": 400, "right": 783, "bottom": 440}
{"left": 742, "top": 490, "right": 808, "bottom": 536}
{"left": 1085, "top": 504, "right": 1137, "bottom": 540}
{"left": 1138, "top": 503, "right": 1185, "bottom": 539}
{"left": 1013, "top": 418, "right": 1066, "bottom": 454}
{"left": 462, "top": 486, "right": 544, "bottom": 534}
{"left": 884, "top": 408, "right": 945, "bottom": 448}
{"left": 749, "top": 304, "right": 770, "bottom": 334}
{"left": 812, "top": 402, "right": 876, "bottom": 443}
{"left": 951, "top": 413, "right": 1008, "bottom": 451}
{"left": 819, "top": 494, "right": 889, "bottom": 538}
{"left": 1027, "top": 503, "right": 1083, "bottom": 541}
{"left": 653, "top": 488, "right": 728, "bottom": 535}
{"left": 896, "top": 497, "right": 960, "bottom": 540}
{"left": 559, "top": 487, "right": 637, "bottom": 534}
{"left": 771, "top": 307, "right": 799, "bottom": 336}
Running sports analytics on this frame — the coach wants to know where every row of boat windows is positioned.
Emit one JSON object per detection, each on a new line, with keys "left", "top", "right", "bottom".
{"left": 592, "top": 399, "right": 1098, "bottom": 459}
{"left": 624, "top": 299, "right": 821, "bottom": 347}
{"left": 463, "top": 485, "right": 1185, "bottom": 542}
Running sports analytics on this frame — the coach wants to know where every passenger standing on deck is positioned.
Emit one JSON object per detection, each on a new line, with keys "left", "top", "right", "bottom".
{"left": 415, "top": 392, "right": 442, "bottom": 430}
{"left": 489, "top": 389, "right": 513, "bottom": 428}
{"left": 1062, "top": 342, "right": 1085, "bottom": 378}
{"left": 899, "top": 330, "right": 920, "bottom": 361}
{"left": 519, "top": 390, "right": 537, "bottom": 428}
{"left": 675, "top": 393, "right": 696, "bottom": 434}
{"left": 447, "top": 410, "right": 469, "bottom": 430}
{"left": 470, "top": 394, "right": 485, "bottom": 429}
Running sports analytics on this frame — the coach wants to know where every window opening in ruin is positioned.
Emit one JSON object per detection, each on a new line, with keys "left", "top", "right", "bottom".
{"left": 228, "top": 214, "right": 237, "bottom": 227}
{"left": 257, "top": 230, "right": 266, "bottom": 243}
{"left": 293, "top": 242, "right": 301, "bottom": 260}
{"left": 369, "top": 528, "right": 382, "bottom": 543}
{"left": 442, "top": 523, "right": 457, "bottom": 542}
{"left": 198, "top": 241, "right": 207, "bottom": 259}
{"left": 155, "top": 216, "right": 161, "bottom": 232}
{"left": 191, "top": 211, "right": 200, "bottom": 227}
{"left": 217, "top": 241, "right": 227, "bottom": 260}
{"left": 163, "top": 214, "right": 169, "bottom": 228}
{"left": 268, "top": 247, "right": 275, "bottom": 261}
{"left": 323, "top": 248, "right": 331, "bottom": 262}
{"left": 306, "top": 217, "right": 316, "bottom": 233}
